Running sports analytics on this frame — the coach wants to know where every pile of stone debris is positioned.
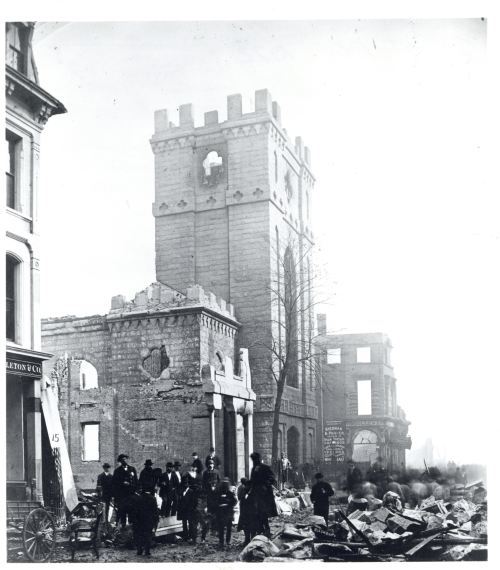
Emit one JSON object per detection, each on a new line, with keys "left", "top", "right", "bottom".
{"left": 239, "top": 481, "right": 487, "bottom": 562}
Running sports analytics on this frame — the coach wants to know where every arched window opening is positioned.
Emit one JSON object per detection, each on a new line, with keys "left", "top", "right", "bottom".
{"left": 274, "top": 151, "right": 278, "bottom": 184}
{"left": 352, "top": 429, "right": 378, "bottom": 464}
{"left": 284, "top": 247, "right": 298, "bottom": 388}
{"left": 79, "top": 360, "right": 98, "bottom": 390}
{"left": 202, "top": 150, "right": 223, "bottom": 186}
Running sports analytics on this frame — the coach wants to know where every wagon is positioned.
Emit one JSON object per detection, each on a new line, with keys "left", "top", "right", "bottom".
{"left": 7, "top": 501, "right": 57, "bottom": 562}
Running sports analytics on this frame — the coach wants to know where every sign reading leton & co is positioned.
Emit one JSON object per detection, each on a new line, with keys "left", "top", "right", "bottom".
{"left": 6, "top": 356, "right": 43, "bottom": 378}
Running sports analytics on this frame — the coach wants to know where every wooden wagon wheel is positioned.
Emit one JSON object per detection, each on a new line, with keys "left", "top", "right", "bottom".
{"left": 23, "top": 508, "right": 56, "bottom": 562}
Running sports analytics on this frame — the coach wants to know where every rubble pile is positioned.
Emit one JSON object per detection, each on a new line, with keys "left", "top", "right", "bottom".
{"left": 240, "top": 482, "right": 488, "bottom": 563}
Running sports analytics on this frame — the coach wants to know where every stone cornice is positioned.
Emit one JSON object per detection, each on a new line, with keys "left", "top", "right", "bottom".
{"left": 6, "top": 66, "right": 67, "bottom": 125}
{"left": 106, "top": 305, "right": 239, "bottom": 332}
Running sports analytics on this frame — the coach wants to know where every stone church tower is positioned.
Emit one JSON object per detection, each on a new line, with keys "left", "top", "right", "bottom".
{"left": 151, "top": 89, "right": 318, "bottom": 465}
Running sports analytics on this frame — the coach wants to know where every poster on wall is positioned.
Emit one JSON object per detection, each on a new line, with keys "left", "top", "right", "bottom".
{"left": 324, "top": 420, "right": 346, "bottom": 463}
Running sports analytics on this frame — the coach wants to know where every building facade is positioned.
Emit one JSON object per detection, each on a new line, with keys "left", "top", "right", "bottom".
{"left": 316, "top": 315, "right": 411, "bottom": 476}
{"left": 42, "top": 283, "right": 256, "bottom": 490}
{"left": 5, "top": 22, "right": 66, "bottom": 501}
{"left": 151, "top": 90, "right": 318, "bottom": 465}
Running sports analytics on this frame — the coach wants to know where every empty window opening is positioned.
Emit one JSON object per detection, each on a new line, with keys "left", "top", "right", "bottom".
{"left": 81, "top": 423, "right": 100, "bottom": 461}
{"left": 357, "top": 380, "right": 372, "bottom": 415}
{"left": 327, "top": 348, "right": 341, "bottom": 364}
{"left": 79, "top": 360, "right": 98, "bottom": 390}
{"left": 202, "top": 150, "right": 223, "bottom": 185}
{"left": 356, "top": 346, "right": 371, "bottom": 363}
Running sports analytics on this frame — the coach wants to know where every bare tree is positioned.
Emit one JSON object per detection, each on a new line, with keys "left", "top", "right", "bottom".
{"left": 254, "top": 233, "right": 329, "bottom": 467}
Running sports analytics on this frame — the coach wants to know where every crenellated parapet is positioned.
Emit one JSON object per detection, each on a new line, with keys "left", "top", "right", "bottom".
{"left": 150, "top": 88, "right": 313, "bottom": 178}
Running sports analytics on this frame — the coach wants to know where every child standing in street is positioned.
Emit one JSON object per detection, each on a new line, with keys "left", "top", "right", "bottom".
{"left": 214, "top": 477, "right": 237, "bottom": 549}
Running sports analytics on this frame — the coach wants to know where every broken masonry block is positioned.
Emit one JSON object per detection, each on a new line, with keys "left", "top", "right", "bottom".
{"left": 186, "top": 285, "right": 204, "bottom": 302}
{"left": 386, "top": 514, "right": 425, "bottom": 535}
{"left": 370, "top": 507, "right": 392, "bottom": 523}
{"left": 111, "top": 294, "right": 126, "bottom": 310}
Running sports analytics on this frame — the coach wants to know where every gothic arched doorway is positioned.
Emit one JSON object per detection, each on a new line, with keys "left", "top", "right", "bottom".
{"left": 287, "top": 426, "right": 300, "bottom": 468}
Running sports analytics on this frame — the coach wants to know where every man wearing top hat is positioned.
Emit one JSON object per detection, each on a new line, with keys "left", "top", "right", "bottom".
{"left": 112, "top": 454, "right": 138, "bottom": 527}
{"left": 96, "top": 462, "right": 113, "bottom": 524}
{"left": 139, "top": 459, "right": 158, "bottom": 493}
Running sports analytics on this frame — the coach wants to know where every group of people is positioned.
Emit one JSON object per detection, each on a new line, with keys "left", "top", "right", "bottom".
{"left": 344, "top": 457, "right": 475, "bottom": 514}
{"left": 96, "top": 448, "right": 279, "bottom": 555}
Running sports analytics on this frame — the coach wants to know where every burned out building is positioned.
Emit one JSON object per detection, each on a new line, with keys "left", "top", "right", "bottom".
{"left": 41, "top": 283, "right": 256, "bottom": 490}
{"left": 316, "top": 315, "right": 411, "bottom": 476}
{"left": 42, "top": 90, "right": 319, "bottom": 487}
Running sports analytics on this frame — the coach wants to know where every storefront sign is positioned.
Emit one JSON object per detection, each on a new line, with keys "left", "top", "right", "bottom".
{"left": 324, "top": 420, "right": 346, "bottom": 463}
{"left": 6, "top": 356, "right": 42, "bottom": 378}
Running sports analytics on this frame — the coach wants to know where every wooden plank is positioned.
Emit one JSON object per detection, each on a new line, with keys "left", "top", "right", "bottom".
{"left": 337, "top": 510, "right": 373, "bottom": 551}
{"left": 405, "top": 534, "right": 439, "bottom": 558}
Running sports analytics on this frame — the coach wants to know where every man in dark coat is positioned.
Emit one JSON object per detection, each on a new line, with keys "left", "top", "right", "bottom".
{"left": 177, "top": 466, "right": 202, "bottom": 542}
{"left": 202, "top": 458, "right": 220, "bottom": 529}
{"left": 139, "top": 459, "right": 159, "bottom": 493}
{"left": 237, "top": 477, "right": 258, "bottom": 546}
{"left": 112, "top": 454, "right": 138, "bottom": 527}
{"left": 249, "top": 452, "right": 277, "bottom": 537}
{"left": 310, "top": 473, "right": 334, "bottom": 525}
{"left": 205, "top": 446, "right": 222, "bottom": 470}
{"left": 171, "top": 461, "right": 183, "bottom": 516}
{"left": 96, "top": 462, "right": 113, "bottom": 524}
{"left": 214, "top": 477, "right": 237, "bottom": 549}
{"left": 159, "top": 462, "right": 175, "bottom": 517}
{"left": 346, "top": 460, "right": 363, "bottom": 494}
{"left": 191, "top": 452, "right": 204, "bottom": 474}
{"left": 367, "top": 457, "right": 388, "bottom": 498}
{"left": 132, "top": 489, "right": 159, "bottom": 556}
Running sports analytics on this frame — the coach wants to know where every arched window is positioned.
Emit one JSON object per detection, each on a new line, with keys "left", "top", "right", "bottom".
{"left": 352, "top": 430, "right": 378, "bottom": 463}
{"left": 274, "top": 151, "right": 278, "bottom": 184}
{"left": 79, "top": 360, "right": 98, "bottom": 390}
{"left": 6, "top": 254, "right": 20, "bottom": 342}
{"left": 202, "top": 150, "right": 223, "bottom": 186}
{"left": 284, "top": 246, "right": 298, "bottom": 388}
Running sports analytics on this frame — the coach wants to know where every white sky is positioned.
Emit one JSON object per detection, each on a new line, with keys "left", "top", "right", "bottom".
{"left": 30, "top": 18, "right": 497, "bottom": 466}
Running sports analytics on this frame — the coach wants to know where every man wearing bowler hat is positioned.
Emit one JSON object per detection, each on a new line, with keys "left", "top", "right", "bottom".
{"left": 205, "top": 446, "right": 221, "bottom": 470}
{"left": 139, "top": 459, "right": 158, "bottom": 493}
{"left": 159, "top": 462, "right": 175, "bottom": 516}
{"left": 171, "top": 461, "right": 183, "bottom": 516}
{"left": 112, "top": 454, "right": 138, "bottom": 527}
{"left": 191, "top": 452, "right": 203, "bottom": 474}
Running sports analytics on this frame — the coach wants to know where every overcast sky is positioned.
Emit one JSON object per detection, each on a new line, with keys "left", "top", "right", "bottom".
{"left": 31, "top": 19, "right": 495, "bottom": 466}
